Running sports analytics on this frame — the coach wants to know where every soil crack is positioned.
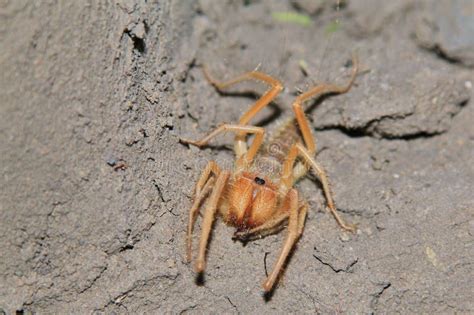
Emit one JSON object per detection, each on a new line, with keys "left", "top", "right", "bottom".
{"left": 312, "top": 254, "right": 358, "bottom": 273}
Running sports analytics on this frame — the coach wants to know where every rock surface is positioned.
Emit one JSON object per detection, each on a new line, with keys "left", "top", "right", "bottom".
{"left": 1, "top": 1, "right": 473, "bottom": 314}
{"left": 415, "top": 0, "right": 474, "bottom": 67}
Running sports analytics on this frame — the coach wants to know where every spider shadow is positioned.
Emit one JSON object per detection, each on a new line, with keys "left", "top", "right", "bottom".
{"left": 304, "top": 92, "right": 337, "bottom": 116}
{"left": 195, "top": 272, "right": 206, "bottom": 286}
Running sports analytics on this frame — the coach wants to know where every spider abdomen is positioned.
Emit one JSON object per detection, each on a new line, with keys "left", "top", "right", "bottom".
{"left": 253, "top": 118, "right": 304, "bottom": 180}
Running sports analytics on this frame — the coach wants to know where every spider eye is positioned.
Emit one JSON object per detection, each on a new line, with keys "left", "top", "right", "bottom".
{"left": 254, "top": 177, "right": 265, "bottom": 185}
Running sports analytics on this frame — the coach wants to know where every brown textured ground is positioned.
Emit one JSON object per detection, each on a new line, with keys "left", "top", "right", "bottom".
{"left": 1, "top": 1, "right": 473, "bottom": 314}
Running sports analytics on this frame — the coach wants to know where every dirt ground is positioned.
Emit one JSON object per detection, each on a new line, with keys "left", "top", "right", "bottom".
{"left": 1, "top": 1, "right": 473, "bottom": 313}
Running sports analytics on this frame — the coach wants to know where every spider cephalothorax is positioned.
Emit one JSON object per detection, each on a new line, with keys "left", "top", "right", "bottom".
{"left": 181, "top": 54, "right": 359, "bottom": 292}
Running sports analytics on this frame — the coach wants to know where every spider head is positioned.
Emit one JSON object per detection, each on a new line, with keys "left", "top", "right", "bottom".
{"left": 226, "top": 172, "right": 279, "bottom": 228}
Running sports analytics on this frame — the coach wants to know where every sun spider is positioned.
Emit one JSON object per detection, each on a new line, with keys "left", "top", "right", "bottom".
{"left": 180, "top": 54, "right": 359, "bottom": 292}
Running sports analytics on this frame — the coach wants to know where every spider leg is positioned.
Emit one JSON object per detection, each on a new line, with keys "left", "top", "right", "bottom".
{"left": 195, "top": 170, "right": 231, "bottom": 273}
{"left": 280, "top": 143, "right": 300, "bottom": 193}
{"left": 194, "top": 161, "right": 221, "bottom": 196}
{"left": 293, "top": 53, "right": 358, "bottom": 153}
{"left": 291, "top": 53, "right": 359, "bottom": 181}
{"left": 263, "top": 189, "right": 301, "bottom": 292}
{"left": 203, "top": 68, "right": 283, "bottom": 126}
{"left": 297, "top": 202, "right": 308, "bottom": 236}
{"left": 180, "top": 124, "right": 264, "bottom": 171}
{"left": 186, "top": 161, "right": 221, "bottom": 262}
{"left": 295, "top": 143, "right": 356, "bottom": 232}
{"left": 277, "top": 54, "right": 358, "bottom": 231}
{"left": 203, "top": 67, "right": 283, "bottom": 158}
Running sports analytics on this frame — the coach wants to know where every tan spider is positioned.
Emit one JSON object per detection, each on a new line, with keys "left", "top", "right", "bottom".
{"left": 181, "top": 54, "right": 359, "bottom": 292}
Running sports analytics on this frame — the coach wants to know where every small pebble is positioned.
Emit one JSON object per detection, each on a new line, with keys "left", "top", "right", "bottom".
{"left": 340, "top": 233, "right": 350, "bottom": 242}
{"left": 106, "top": 158, "right": 117, "bottom": 166}
{"left": 167, "top": 259, "right": 176, "bottom": 269}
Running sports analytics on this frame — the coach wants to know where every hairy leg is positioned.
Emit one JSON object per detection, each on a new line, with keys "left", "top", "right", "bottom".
{"left": 195, "top": 171, "right": 231, "bottom": 272}
{"left": 203, "top": 68, "right": 283, "bottom": 158}
{"left": 297, "top": 143, "right": 356, "bottom": 232}
{"left": 291, "top": 53, "right": 359, "bottom": 155}
{"left": 297, "top": 202, "right": 308, "bottom": 237}
{"left": 180, "top": 124, "right": 264, "bottom": 171}
{"left": 186, "top": 161, "right": 221, "bottom": 262}
{"left": 263, "top": 189, "right": 300, "bottom": 292}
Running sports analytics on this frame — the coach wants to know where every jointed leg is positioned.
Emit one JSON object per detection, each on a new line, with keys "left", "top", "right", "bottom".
{"left": 292, "top": 53, "right": 359, "bottom": 154}
{"left": 280, "top": 144, "right": 300, "bottom": 192}
{"left": 291, "top": 143, "right": 356, "bottom": 232}
{"left": 292, "top": 161, "right": 308, "bottom": 182}
{"left": 203, "top": 68, "right": 283, "bottom": 157}
{"left": 195, "top": 171, "right": 231, "bottom": 272}
{"left": 180, "top": 124, "right": 264, "bottom": 170}
{"left": 263, "top": 189, "right": 302, "bottom": 292}
{"left": 203, "top": 69, "right": 283, "bottom": 126}
{"left": 186, "top": 161, "right": 221, "bottom": 262}
{"left": 193, "top": 161, "right": 221, "bottom": 196}
{"left": 279, "top": 55, "right": 359, "bottom": 231}
{"left": 297, "top": 202, "right": 308, "bottom": 236}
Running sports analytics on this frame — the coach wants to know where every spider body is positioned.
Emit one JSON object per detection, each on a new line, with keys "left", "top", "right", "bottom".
{"left": 254, "top": 118, "right": 303, "bottom": 179}
{"left": 181, "top": 55, "right": 359, "bottom": 292}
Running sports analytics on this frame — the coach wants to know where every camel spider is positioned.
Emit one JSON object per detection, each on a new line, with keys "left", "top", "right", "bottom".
{"left": 180, "top": 54, "right": 359, "bottom": 292}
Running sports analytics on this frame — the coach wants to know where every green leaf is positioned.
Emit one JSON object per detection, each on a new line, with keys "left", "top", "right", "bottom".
{"left": 272, "top": 11, "right": 312, "bottom": 27}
